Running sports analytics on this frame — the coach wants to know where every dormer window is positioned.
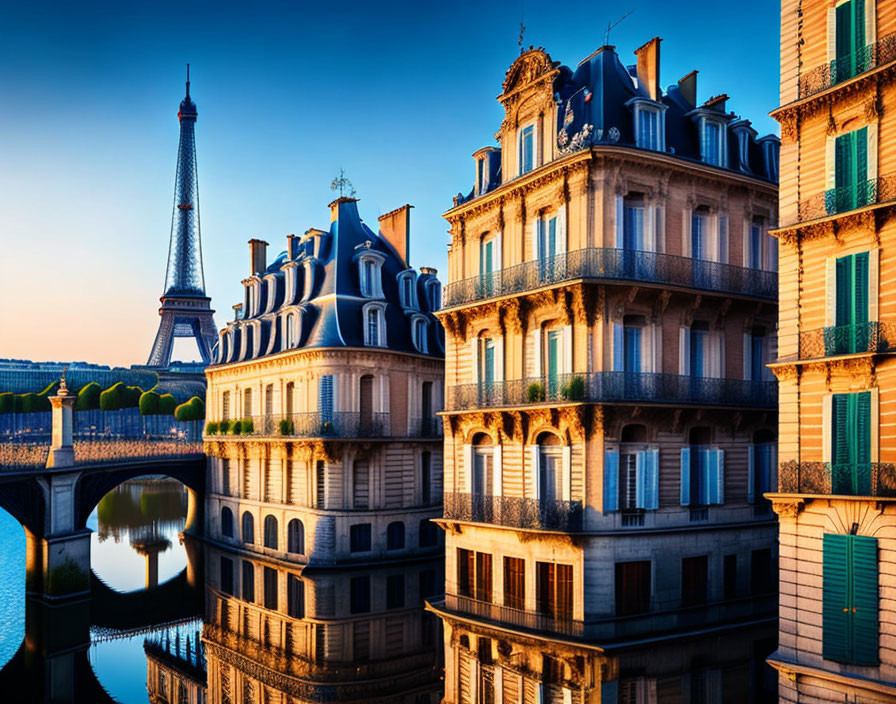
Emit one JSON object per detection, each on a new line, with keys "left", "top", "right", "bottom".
{"left": 737, "top": 132, "right": 750, "bottom": 171}
{"left": 476, "top": 158, "right": 487, "bottom": 196}
{"left": 700, "top": 119, "right": 726, "bottom": 167}
{"left": 362, "top": 302, "right": 387, "bottom": 347}
{"left": 354, "top": 248, "right": 386, "bottom": 298}
{"left": 519, "top": 123, "right": 536, "bottom": 175}
{"left": 761, "top": 138, "right": 779, "bottom": 181}
{"left": 626, "top": 97, "right": 667, "bottom": 152}
{"left": 411, "top": 315, "right": 429, "bottom": 354}
{"left": 398, "top": 270, "right": 418, "bottom": 309}
{"left": 425, "top": 280, "right": 441, "bottom": 311}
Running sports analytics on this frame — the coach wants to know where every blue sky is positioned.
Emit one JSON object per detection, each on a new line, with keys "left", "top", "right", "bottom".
{"left": 0, "top": 0, "right": 780, "bottom": 365}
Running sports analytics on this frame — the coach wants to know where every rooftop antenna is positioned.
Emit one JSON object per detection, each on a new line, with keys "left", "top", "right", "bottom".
{"left": 518, "top": 0, "right": 526, "bottom": 52}
{"left": 185, "top": 63, "right": 191, "bottom": 97}
{"left": 604, "top": 9, "right": 635, "bottom": 46}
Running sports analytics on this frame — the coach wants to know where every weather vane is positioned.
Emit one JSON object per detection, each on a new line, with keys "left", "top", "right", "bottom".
{"left": 518, "top": 0, "right": 526, "bottom": 49}
{"left": 330, "top": 168, "right": 356, "bottom": 197}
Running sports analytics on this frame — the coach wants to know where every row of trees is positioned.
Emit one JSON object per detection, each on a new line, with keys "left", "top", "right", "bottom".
{"left": 0, "top": 381, "right": 205, "bottom": 421}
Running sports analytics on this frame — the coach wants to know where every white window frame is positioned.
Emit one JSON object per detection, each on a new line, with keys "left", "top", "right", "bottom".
{"left": 425, "top": 280, "right": 441, "bottom": 311}
{"left": 699, "top": 117, "right": 727, "bottom": 167}
{"left": 397, "top": 270, "right": 418, "bottom": 309}
{"left": 626, "top": 97, "right": 667, "bottom": 152}
{"left": 518, "top": 122, "right": 537, "bottom": 176}
{"left": 362, "top": 302, "right": 387, "bottom": 347}
{"left": 824, "top": 248, "right": 880, "bottom": 327}
{"left": 821, "top": 388, "right": 880, "bottom": 464}
{"left": 353, "top": 249, "right": 386, "bottom": 299}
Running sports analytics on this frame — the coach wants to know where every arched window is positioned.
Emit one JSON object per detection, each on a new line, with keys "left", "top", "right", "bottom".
{"left": 398, "top": 271, "right": 418, "bottom": 309}
{"left": 537, "top": 432, "right": 564, "bottom": 504}
{"left": 412, "top": 316, "right": 429, "bottom": 353}
{"left": 425, "top": 280, "right": 441, "bottom": 311}
{"left": 362, "top": 303, "right": 387, "bottom": 347}
{"left": 419, "top": 518, "right": 438, "bottom": 548}
{"left": 263, "top": 515, "right": 278, "bottom": 549}
{"left": 221, "top": 507, "right": 234, "bottom": 538}
{"left": 387, "top": 521, "right": 405, "bottom": 550}
{"left": 242, "top": 511, "right": 255, "bottom": 544}
{"left": 285, "top": 314, "right": 296, "bottom": 349}
{"left": 355, "top": 250, "right": 386, "bottom": 298}
{"left": 288, "top": 519, "right": 305, "bottom": 555}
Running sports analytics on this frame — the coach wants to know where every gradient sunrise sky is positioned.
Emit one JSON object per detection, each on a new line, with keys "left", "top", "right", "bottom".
{"left": 0, "top": 0, "right": 779, "bottom": 366}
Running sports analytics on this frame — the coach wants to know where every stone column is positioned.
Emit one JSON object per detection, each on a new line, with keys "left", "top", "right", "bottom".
{"left": 46, "top": 383, "right": 75, "bottom": 468}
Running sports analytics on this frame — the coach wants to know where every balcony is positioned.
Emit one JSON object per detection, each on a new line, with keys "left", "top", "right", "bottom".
{"left": 798, "top": 321, "right": 896, "bottom": 360}
{"left": 798, "top": 33, "right": 896, "bottom": 100}
{"left": 409, "top": 416, "right": 443, "bottom": 438}
{"left": 778, "top": 461, "right": 896, "bottom": 498}
{"left": 445, "top": 373, "right": 777, "bottom": 411}
{"left": 797, "top": 173, "right": 896, "bottom": 223}
{"left": 441, "top": 248, "right": 777, "bottom": 309}
{"left": 206, "top": 412, "right": 391, "bottom": 439}
{"left": 442, "top": 492, "right": 584, "bottom": 532}
{"left": 435, "top": 592, "right": 776, "bottom": 645}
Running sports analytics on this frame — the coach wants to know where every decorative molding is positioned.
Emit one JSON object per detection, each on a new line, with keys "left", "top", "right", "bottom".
{"left": 772, "top": 498, "right": 805, "bottom": 519}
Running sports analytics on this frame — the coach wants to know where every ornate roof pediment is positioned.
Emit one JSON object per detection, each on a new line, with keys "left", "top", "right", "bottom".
{"left": 500, "top": 48, "right": 558, "bottom": 100}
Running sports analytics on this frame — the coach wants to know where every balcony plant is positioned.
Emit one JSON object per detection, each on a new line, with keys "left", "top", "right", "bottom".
{"left": 218, "top": 419, "right": 232, "bottom": 435}
{"left": 560, "top": 376, "right": 586, "bottom": 401}
{"left": 205, "top": 421, "right": 219, "bottom": 435}
{"left": 527, "top": 382, "right": 544, "bottom": 403}
{"left": 240, "top": 418, "right": 254, "bottom": 434}
{"left": 278, "top": 418, "right": 295, "bottom": 436}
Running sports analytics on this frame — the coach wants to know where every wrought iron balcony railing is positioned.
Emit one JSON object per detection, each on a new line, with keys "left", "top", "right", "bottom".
{"left": 441, "top": 248, "right": 777, "bottom": 309}
{"left": 798, "top": 321, "right": 896, "bottom": 359}
{"left": 778, "top": 461, "right": 896, "bottom": 497}
{"left": 797, "top": 173, "right": 896, "bottom": 223}
{"left": 207, "top": 412, "right": 390, "bottom": 439}
{"left": 435, "top": 592, "right": 776, "bottom": 644}
{"left": 442, "top": 593, "right": 584, "bottom": 638}
{"left": 443, "top": 492, "right": 584, "bottom": 532}
{"left": 798, "top": 33, "right": 896, "bottom": 100}
{"left": 445, "top": 373, "right": 777, "bottom": 411}
{"left": 409, "top": 416, "right": 443, "bottom": 438}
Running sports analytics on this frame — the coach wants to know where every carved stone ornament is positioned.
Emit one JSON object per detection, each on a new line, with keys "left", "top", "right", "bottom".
{"left": 772, "top": 498, "right": 805, "bottom": 520}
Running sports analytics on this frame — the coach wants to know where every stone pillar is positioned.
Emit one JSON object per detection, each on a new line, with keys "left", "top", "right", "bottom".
{"left": 46, "top": 384, "right": 75, "bottom": 469}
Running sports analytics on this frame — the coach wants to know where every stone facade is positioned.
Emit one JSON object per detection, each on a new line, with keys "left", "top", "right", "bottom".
{"left": 769, "top": 1, "right": 896, "bottom": 701}
{"left": 429, "top": 39, "right": 780, "bottom": 703}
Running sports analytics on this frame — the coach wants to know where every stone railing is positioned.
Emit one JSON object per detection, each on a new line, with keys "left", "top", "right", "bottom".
{"left": 441, "top": 247, "right": 777, "bottom": 309}
{"left": 796, "top": 173, "right": 896, "bottom": 223}
{"left": 443, "top": 492, "right": 583, "bottom": 532}
{"left": 206, "top": 412, "right": 391, "bottom": 439}
{"left": 798, "top": 321, "right": 896, "bottom": 359}
{"left": 778, "top": 461, "right": 896, "bottom": 497}
{"left": 445, "top": 373, "right": 777, "bottom": 411}
{"left": 798, "top": 33, "right": 896, "bottom": 100}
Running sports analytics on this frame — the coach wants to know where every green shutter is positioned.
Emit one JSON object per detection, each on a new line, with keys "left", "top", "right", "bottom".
{"left": 851, "top": 534, "right": 880, "bottom": 665}
{"left": 853, "top": 252, "right": 869, "bottom": 326}
{"left": 836, "top": 255, "right": 853, "bottom": 327}
{"left": 856, "top": 391, "right": 871, "bottom": 465}
{"left": 832, "top": 394, "right": 851, "bottom": 464}
{"left": 823, "top": 533, "right": 880, "bottom": 665}
{"left": 835, "top": 132, "right": 854, "bottom": 192}
{"left": 824, "top": 533, "right": 852, "bottom": 662}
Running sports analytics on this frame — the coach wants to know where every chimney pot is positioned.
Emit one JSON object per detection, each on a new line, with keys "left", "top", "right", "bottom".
{"left": 248, "top": 239, "right": 268, "bottom": 276}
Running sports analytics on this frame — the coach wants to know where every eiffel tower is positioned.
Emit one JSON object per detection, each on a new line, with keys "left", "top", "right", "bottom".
{"left": 147, "top": 67, "right": 217, "bottom": 367}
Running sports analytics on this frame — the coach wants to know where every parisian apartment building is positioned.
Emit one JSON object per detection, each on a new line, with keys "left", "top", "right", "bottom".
{"left": 768, "top": 0, "right": 896, "bottom": 702}
{"left": 426, "top": 38, "right": 782, "bottom": 702}
{"left": 200, "top": 197, "right": 445, "bottom": 703}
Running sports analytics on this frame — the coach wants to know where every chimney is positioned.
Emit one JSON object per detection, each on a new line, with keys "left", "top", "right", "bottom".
{"left": 328, "top": 196, "right": 360, "bottom": 223}
{"left": 378, "top": 204, "right": 413, "bottom": 268}
{"left": 248, "top": 238, "right": 268, "bottom": 275}
{"left": 635, "top": 37, "right": 662, "bottom": 100}
{"left": 678, "top": 70, "right": 698, "bottom": 108}
{"left": 287, "top": 234, "right": 300, "bottom": 260}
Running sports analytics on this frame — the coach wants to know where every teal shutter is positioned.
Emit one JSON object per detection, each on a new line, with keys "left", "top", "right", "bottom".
{"left": 854, "top": 252, "right": 869, "bottom": 326}
{"left": 823, "top": 533, "right": 852, "bottom": 662}
{"left": 856, "top": 126, "right": 868, "bottom": 193}
{"left": 823, "top": 533, "right": 879, "bottom": 665}
{"left": 835, "top": 255, "right": 853, "bottom": 327}
{"left": 680, "top": 448, "right": 691, "bottom": 505}
{"left": 851, "top": 534, "right": 880, "bottom": 665}
{"left": 604, "top": 449, "right": 619, "bottom": 512}
{"left": 832, "top": 394, "right": 851, "bottom": 464}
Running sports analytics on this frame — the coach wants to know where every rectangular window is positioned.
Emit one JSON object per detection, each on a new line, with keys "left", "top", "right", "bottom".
{"left": 749, "top": 221, "right": 763, "bottom": 269}
{"left": 615, "top": 561, "right": 651, "bottom": 616}
{"left": 623, "top": 199, "right": 646, "bottom": 251}
{"left": 319, "top": 375, "right": 334, "bottom": 422}
{"left": 221, "top": 556, "right": 234, "bottom": 596}
{"left": 386, "top": 574, "right": 405, "bottom": 609}
{"left": 723, "top": 554, "right": 737, "bottom": 600}
{"left": 503, "top": 557, "right": 526, "bottom": 610}
{"left": 287, "top": 574, "right": 304, "bottom": 618}
{"left": 367, "top": 309, "right": 380, "bottom": 346}
{"left": 243, "top": 387, "right": 253, "bottom": 417}
{"left": 832, "top": 127, "right": 869, "bottom": 212}
{"left": 458, "top": 548, "right": 474, "bottom": 598}
{"left": 222, "top": 391, "right": 231, "bottom": 420}
{"left": 519, "top": 124, "right": 535, "bottom": 175}
{"left": 751, "top": 548, "right": 774, "bottom": 596}
{"left": 242, "top": 561, "right": 255, "bottom": 603}
{"left": 315, "top": 460, "right": 326, "bottom": 508}
{"left": 353, "top": 460, "right": 370, "bottom": 509}
{"left": 702, "top": 121, "right": 721, "bottom": 165}
{"left": 831, "top": 391, "right": 872, "bottom": 495}
{"left": 830, "top": 252, "right": 870, "bottom": 355}
{"left": 350, "top": 523, "right": 372, "bottom": 552}
{"left": 682, "top": 555, "right": 709, "bottom": 606}
{"left": 823, "top": 533, "right": 879, "bottom": 665}
{"left": 536, "top": 562, "right": 573, "bottom": 620}
{"left": 350, "top": 575, "right": 371, "bottom": 614}
{"left": 475, "top": 552, "right": 493, "bottom": 602}
{"left": 264, "top": 384, "right": 274, "bottom": 416}
{"left": 834, "top": 0, "right": 868, "bottom": 83}
{"left": 637, "top": 108, "right": 661, "bottom": 151}
{"left": 421, "top": 451, "right": 432, "bottom": 504}
{"left": 457, "top": 548, "right": 492, "bottom": 602}
{"left": 263, "top": 566, "right": 278, "bottom": 610}
{"left": 537, "top": 214, "right": 558, "bottom": 263}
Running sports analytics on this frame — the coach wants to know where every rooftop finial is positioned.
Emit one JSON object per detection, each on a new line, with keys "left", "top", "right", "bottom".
{"left": 330, "top": 168, "right": 356, "bottom": 197}
{"left": 185, "top": 63, "right": 190, "bottom": 98}
{"left": 518, "top": 0, "right": 526, "bottom": 52}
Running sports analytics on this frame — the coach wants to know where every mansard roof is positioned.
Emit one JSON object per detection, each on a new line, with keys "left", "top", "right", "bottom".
{"left": 455, "top": 41, "right": 780, "bottom": 206}
{"left": 211, "top": 197, "right": 444, "bottom": 366}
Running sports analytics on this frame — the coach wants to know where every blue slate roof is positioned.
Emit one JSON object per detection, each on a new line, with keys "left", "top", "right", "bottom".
{"left": 455, "top": 43, "right": 779, "bottom": 205}
{"left": 211, "top": 198, "right": 444, "bottom": 365}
